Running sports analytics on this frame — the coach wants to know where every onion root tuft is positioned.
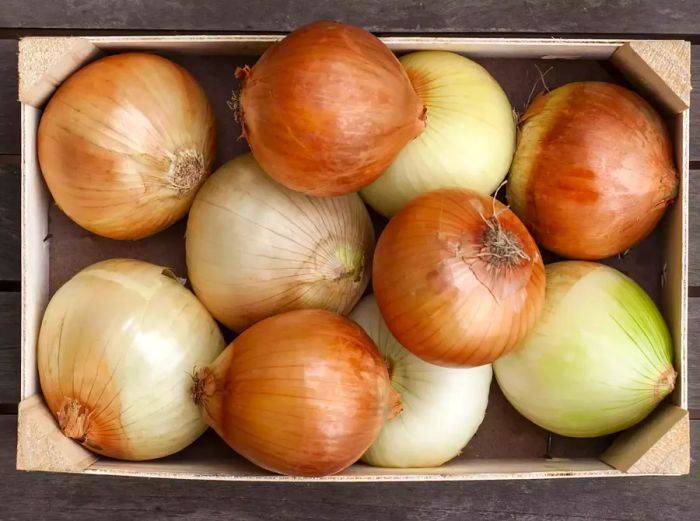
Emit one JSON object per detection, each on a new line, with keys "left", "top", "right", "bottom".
{"left": 192, "top": 368, "right": 216, "bottom": 407}
{"left": 56, "top": 397, "right": 92, "bottom": 443}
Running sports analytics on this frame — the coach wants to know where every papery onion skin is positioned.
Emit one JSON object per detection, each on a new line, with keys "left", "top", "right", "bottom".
{"left": 373, "top": 188, "right": 545, "bottom": 368}
{"left": 494, "top": 261, "right": 676, "bottom": 438}
{"left": 362, "top": 51, "right": 516, "bottom": 217}
{"left": 507, "top": 81, "right": 678, "bottom": 259}
{"left": 38, "top": 53, "right": 216, "bottom": 240}
{"left": 37, "top": 259, "right": 224, "bottom": 460}
{"left": 237, "top": 20, "right": 426, "bottom": 196}
{"left": 194, "top": 309, "right": 396, "bottom": 477}
{"left": 350, "top": 295, "right": 492, "bottom": 468}
{"left": 186, "top": 153, "right": 374, "bottom": 333}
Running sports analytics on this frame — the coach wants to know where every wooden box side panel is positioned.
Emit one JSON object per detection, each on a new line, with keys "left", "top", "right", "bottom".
{"left": 85, "top": 35, "right": 622, "bottom": 59}
{"left": 663, "top": 110, "right": 690, "bottom": 409}
{"left": 86, "top": 456, "right": 618, "bottom": 482}
{"left": 20, "top": 104, "right": 48, "bottom": 401}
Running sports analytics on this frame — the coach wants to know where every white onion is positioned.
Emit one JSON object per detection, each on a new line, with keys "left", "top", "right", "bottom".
{"left": 350, "top": 295, "right": 492, "bottom": 467}
{"left": 37, "top": 259, "right": 225, "bottom": 460}
{"left": 494, "top": 261, "right": 676, "bottom": 438}
{"left": 186, "top": 153, "right": 374, "bottom": 332}
{"left": 361, "top": 51, "right": 516, "bottom": 217}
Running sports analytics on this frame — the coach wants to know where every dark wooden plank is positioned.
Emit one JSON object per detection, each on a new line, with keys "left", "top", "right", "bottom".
{"left": 0, "top": 40, "right": 19, "bottom": 155}
{"left": 691, "top": 170, "right": 700, "bottom": 286}
{"left": 0, "top": 161, "right": 20, "bottom": 282}
{"left": 0, "top": 415, "right": 698, "bottom": 521}
{"left": 689, "top": 297, "right": 699, "bottom": 412}
{"left": 691, "top": 46, "right": 699, "bottom": 163}
{"left": 1, "top": 0, "right": 699, "bottom": 34}
{"left": 0, "top": 292, "right": 19, "bottom": 404}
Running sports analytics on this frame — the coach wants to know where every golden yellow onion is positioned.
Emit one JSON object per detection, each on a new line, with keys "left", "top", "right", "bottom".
{"left": 37, "top": 259, "right": 224, "bottom": 460}
{"left": 186, "top": 153, "right": 374, "bottom": 333}
{"left": 38, "top": 53, "right": 216, "bottom": 240}
{"left": 194, "top": 309, "right": 397, "bottom": 476}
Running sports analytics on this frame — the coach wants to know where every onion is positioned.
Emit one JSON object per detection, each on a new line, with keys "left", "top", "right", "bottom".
{"left": 236, "top": 20, "right": 426, "bottom": 196}
{"left": 350, "top": 295, "right": 492, "bottom": 468}
{"left": 38, "top": 53, "right": 216, "bottom": 240}
{"left": 507, "top": 81, "right": 678, "bottom": 259}
{"left": 186, "top": 153, "right": 374, "bottom": 333}
{"left": 37, "top": 259, "right": 224, "bottom": 460}
{"left": 373, "top": 188, "right": 545, "bottom": 368}
{"left": 493, "top": 261, "right": 676, "bottom": 437}
{"left": 362, "top": 51, "right": 516, "bottom": 217}
{"left": 193, "top": 309, "right": 398, "bottom": 476}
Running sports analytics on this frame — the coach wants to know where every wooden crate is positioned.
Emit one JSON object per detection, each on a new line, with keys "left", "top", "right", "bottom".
{"left": 16, "top": 35, "right": 691, "bottom": 481}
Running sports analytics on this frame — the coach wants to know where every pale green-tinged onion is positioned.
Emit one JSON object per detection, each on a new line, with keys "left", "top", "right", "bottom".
{"left": 361, "top": 51, "right": 516, "bottom": 217}
{"left": 37, "top": 259, "right": 225, "bottom": 461}
{"left": 494, "top": 261, "right": 676, "bottom": 438}
{"left": 350, "top": 295, "right": 492, "bottom": 467}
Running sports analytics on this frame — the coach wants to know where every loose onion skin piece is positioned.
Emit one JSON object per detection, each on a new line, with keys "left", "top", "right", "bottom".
{"left": 350, "top": 295, "right": 492, "bottom": 468}
{"left": 362, "top": 51, "right": 516, "bottom": 217}
{"left": 494, "top": 261, "right": 676, "bottom": 437}
{"left": 38, "top": 53, "right": 216, "bottom": 240}
{"left": 237, "top": 20, "right": 426, "bottom": 196}
{"left": 186, "top": 153, "right": 374, "bottom": 333}
{"left": 507, "top": 81, "right": 678, "bottom": 259}
{"left": 194, "top": 309, "right": 398, "bottom": 477}
{"left": 37, "top": 259, "right": 224, "bottom": 460}
{"left": 373, "top": 188, "right": 545, "bottom": 368}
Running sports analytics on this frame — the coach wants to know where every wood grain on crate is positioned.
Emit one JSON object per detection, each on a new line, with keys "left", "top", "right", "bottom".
{"left": 0, "top": 0, "right": 699, "bottom": 34}
{"left": 0, "top": 292, "right": 19, "bottom": 404}
{"left": 0, "top": 40, "right": 19, "bottom": 155}
{"left": 0, "top": 162, "right": 20, "bottom": 283}
{"left": 689, "top": 298, "right": 700, "bottom": 412}
{"left": 692, "top": 46, "right": 700, "bottom": 164}
{"left": 1, "top": 415, "right": 699, "bottom": 520}
{"left": 691, "top": 169, "right": 700, "bottom": 287}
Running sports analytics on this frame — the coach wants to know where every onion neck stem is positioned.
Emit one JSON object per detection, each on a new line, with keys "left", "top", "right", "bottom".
{"left": 479, "top": 215, "right": 529, "bottom": 267}
{"left": 333, "top": 245, "right": 364, "bottom": 283}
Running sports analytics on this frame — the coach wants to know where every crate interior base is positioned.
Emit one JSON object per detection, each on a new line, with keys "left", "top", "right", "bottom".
{"left": 18, "top": 39, "right": 690, "bottom": 479}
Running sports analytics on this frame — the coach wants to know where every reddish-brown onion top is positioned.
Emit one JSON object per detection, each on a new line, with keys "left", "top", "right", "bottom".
{"left": 237, "top": 20, "right": 426, "bottom": 196}
{"left": 194, "top": 309, "right": 397, "bottom": 477}
{"left": 373, "top": 188, "right": 545, "bottom": 368}
{"left": 507, "top": 81, "right": 678, "bottom": 260}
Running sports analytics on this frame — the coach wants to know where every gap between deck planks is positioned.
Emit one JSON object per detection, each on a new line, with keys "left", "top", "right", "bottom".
{"left": 0, "top": 414, "right": 697, "bottom": 520}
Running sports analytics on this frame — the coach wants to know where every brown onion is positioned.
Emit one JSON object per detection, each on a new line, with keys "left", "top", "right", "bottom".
{"left": 38, "top": 53, "right": 216, "bottom": 240}
{"left": 193, "top": 309, "right": 399, "bottom": 476}
{"left": 507, "top": 81, "right": 678, "bottom": 259}
{"left": 373, "top": 188, "right": 545, "bottom": 367}
{"left": 236, "top": 20, "right": 426, "bottom": 196}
